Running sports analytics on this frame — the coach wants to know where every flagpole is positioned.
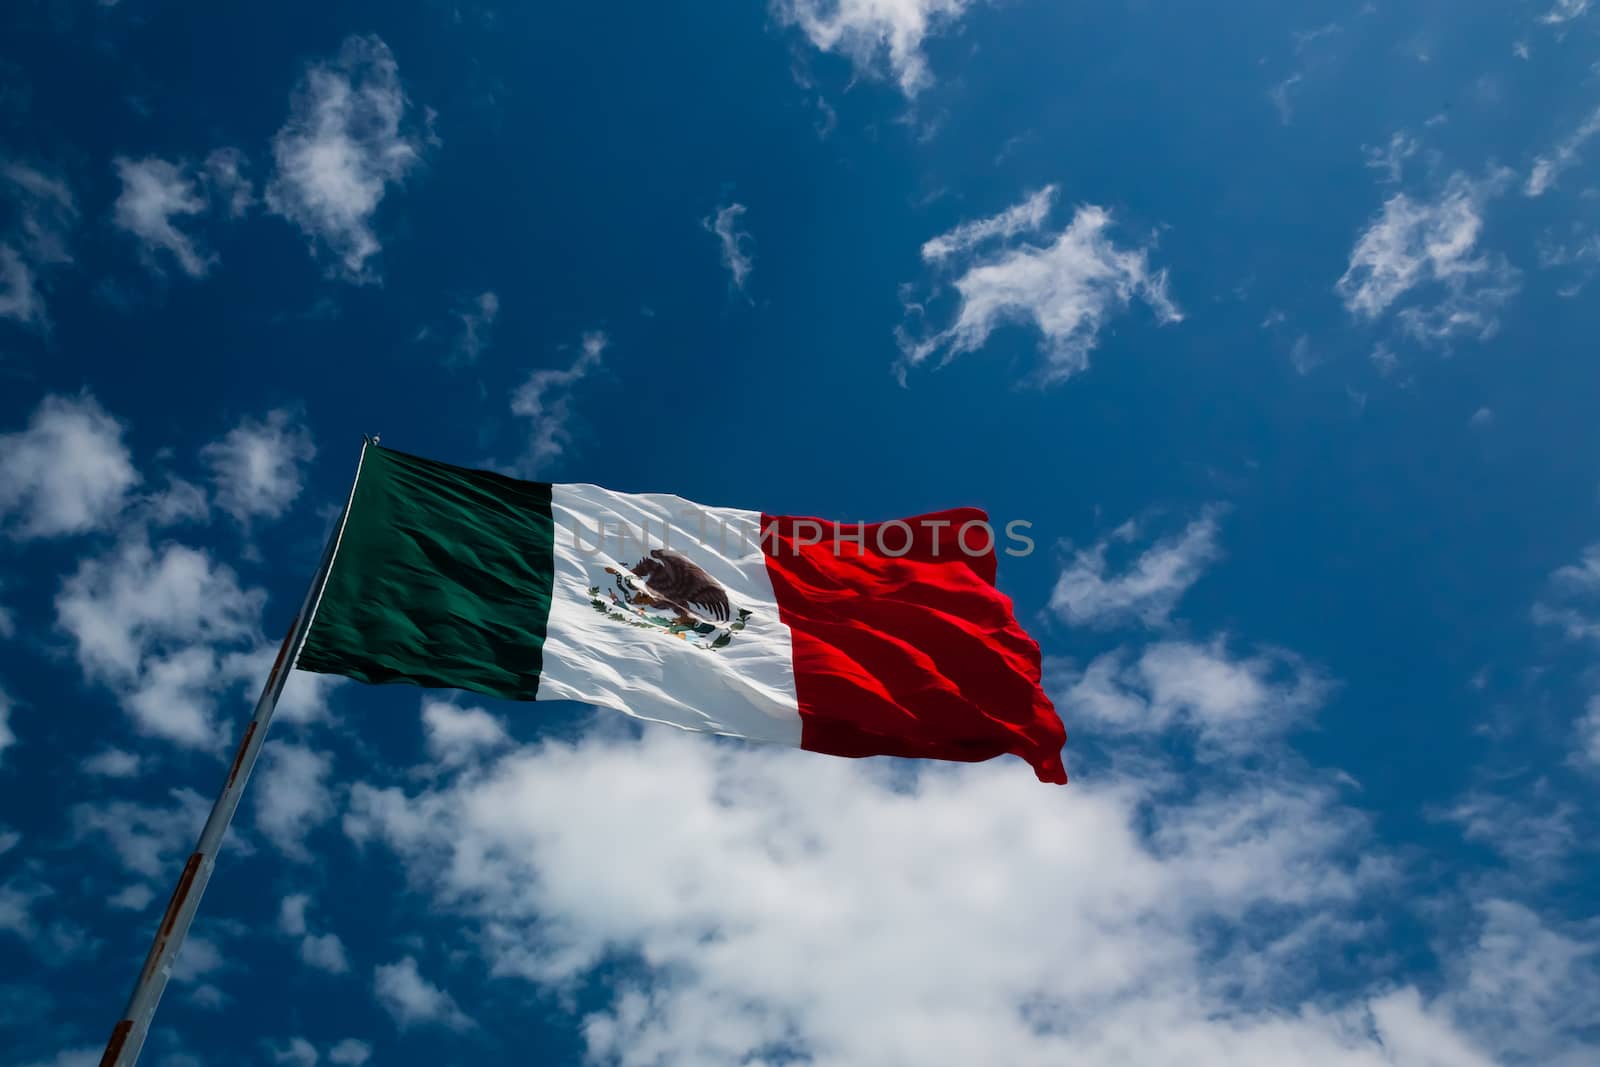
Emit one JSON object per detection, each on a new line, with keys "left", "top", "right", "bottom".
{"left": 97, "top": 437, "right": 372, "bottom": 1067}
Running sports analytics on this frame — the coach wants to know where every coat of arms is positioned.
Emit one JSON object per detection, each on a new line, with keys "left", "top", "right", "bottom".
{"left": 588, "top": 549, "right": 752, "bottom": 650}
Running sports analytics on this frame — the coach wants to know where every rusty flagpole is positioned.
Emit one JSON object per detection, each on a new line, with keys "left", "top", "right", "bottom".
{"left": 97, "top": 437, "right": 372, "bottom": 1067}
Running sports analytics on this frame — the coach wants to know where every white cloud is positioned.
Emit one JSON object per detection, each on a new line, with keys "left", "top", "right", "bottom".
{"left": 112, "top": 156, "right": 214, "bottom": 277}
{"left": 373, "top": 956, "right": 473, "bottom": 1030}
{"left": 1364, "top": 132, "right": 1419, "bottom": 185}
{"left": 220, "top": 643, "right": 342, "bottom": 725}
{"left": 326, "top": 1039, "right": 371, "bottom": 1066}
{"left": 1470, "top": 406, "right": 1494, "bottom": 428}
{"left": 703, "top": 202, "right": 753, "bottom": 289}
{"left": 203, "top": 147, "right": 254, "bottom": 218}
{"left": 1526, "top": 105, "right": 1600, "bottom": 197}
{"left": 107, "top": 884, "right": 155, "bottom": 912}
{"left": 81, "top": 748, "right": 142, "bottom": 778}
{"left": 170, "top": 932, "right": 225, "bottom": 983}
{"left": 200, "top": 408, "right": 316, "bottom": 525}
{"left": 1336, "top": 172, "right": 1518, "bottom": 344}
{"left": 509, "top": 331, "right": 607, "bottom": 476}
{"left": 1440, "top": 789, "right": 1578, "bottom": 877}
{"left": 776, "top": 0, "right": 980, "bottom": 96}
{"left": 1441, "top": 900, "right": 1600, "bottom": 1066}
{"left": 271, "top": 1037, "right": 319, "bottom": 1067}
{"left": 920, "top": 185, "right": 1055, "bottom": 262}
{"left": 1059, "top": 639, "right": 1324, "bottom": 748}
{"left": 1532, "top": 543, "right": 1600, "bottom": 642}
{"left": 266, "top": 35, "right": 427, "bottom": 280}
{"left": 0, "top": 686, "right": 12, "bottom": 767}
{"left": 280, "top": 893, "right": 312, "bottom": 937}
{"left": 279, "top": 893, "right": 351, "bottom": 973}
{"left": 0, "top": 394, "right": 140, "bottom": 539}
{"left": 1050, "top": 511, "right": 1222, "bottom": 628}
{"left": 901, "top": 188, "right": 1180, "bottom": 386}
{"left": 71, "top": 788, "right": 209, "bottom": 879}
{"left": 1540, "top": 0, "right": 1590, "bottom": 24}
{"left": 1579, "top": 696, "right": 1600, "bottom": 767}
{"left": 55, "top": 536, "right": 264, "bottom": 746}
{"left": 0, "top": 244, "right": 40, "bottom": 324}
{"left": 335, "top": 716, "right": 1600, "bottom": 1067}
{"left": 254, "top": 742, "right": 334, "bottom": 861}
{"left": 448, "top": 291, "right": 498, "bottom": 365}
{"left": 422, "top": 699, "right": 510, "bottom": 768}
{"left": 301, "top": 931, "right": 351, "bottom": 974}
{"left": 0, "top": 162, "right": 75, "bottom": 327}
{"left": 3, "top": 163, "right": 75, "bottom": 266}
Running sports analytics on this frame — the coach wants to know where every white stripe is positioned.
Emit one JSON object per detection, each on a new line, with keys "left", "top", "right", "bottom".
{"left": 538, "top": 484, "right": 802, "bottom": 746}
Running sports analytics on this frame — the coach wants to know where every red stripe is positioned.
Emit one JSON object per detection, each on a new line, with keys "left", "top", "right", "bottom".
{"left": 761, "top": 509, "right": 1066, "bottom": 784}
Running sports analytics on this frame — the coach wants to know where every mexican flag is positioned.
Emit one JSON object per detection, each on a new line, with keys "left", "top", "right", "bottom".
{"left": 297, "top": 445, "right": 1067, "bottom": 783}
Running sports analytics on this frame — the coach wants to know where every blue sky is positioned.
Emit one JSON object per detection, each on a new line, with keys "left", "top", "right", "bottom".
{"left": 3, "top": 1, "right": 1600, "bottom": 1064}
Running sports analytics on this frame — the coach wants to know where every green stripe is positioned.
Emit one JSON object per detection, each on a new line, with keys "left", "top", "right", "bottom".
{"left": 297, "top": 445, "right": 555, "bottom": 701}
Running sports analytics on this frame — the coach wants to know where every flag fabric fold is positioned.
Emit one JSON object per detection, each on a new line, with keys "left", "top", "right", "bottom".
{"left": 297, "top": 445, "right": 1066, "bottom": 783}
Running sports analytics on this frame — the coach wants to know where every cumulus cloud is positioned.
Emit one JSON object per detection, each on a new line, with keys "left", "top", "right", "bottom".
{"left": 81, "top": 748, "right": 141, "bottom": 778}
{"left": 55, "top": 536, "right": 264, "bottom": 746}
{"left": 112, "top": 156, "right": 214, "bottom": 277}
{"left": 270, "top": 1037, "right": 318, "bottom": 1067}
{"left": 900, "top": 186, "right": 1180, "bottom": 386}
{"left": 1058, "top": 639, "right": 1325, "bottom": 748}
{"left": 776, "top": 0, "right": 980, "bottom": 96}
{"left": 279, "top": 894, "right": 350, "bottom": 973}
{"left": 326, "top": 1039, "right": 371, "bottom": 1066}
{"left": 254, "top": 743, "right": 335, "bottom": 861}
{"left": 1526, "top": 104, "right": 1600, "bottom": 197}
{"left": 703, "top": 201, "right": 753, "bottom": 289}
{"left": 1336, "top": 172, "right": 1519, "bottom": 345}
{"left": 422, "top": 700, "right": 510, "bottom": 768}
{"left": 0, "top": 162, "right": 76, "bottom": 327}
{"left": 1050, "top": 510, "right": 1222, "bottom": 628}
{"left": 331, "top": 712, "right": 1600, "bottom": 1067}
{"left": 0, "top": 394, "right": 140, "bottom": 540}
{"left": 509, "top": 331, "right": 606, "bottom": 476}
{"left": 373, "top": 957, "right": 472, "bottom": 1031}
{"left": 200, "top": 408, "right": 316, "bottom": 525}
{"left": 266, "top": 35, "right": 427, "bottom": 280}
{"left": 106, "top": 884, "right": 155, "bottom": 912}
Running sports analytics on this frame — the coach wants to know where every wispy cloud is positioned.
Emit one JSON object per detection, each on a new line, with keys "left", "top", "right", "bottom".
{"left": 266, "top": 35, "right": 427, "bottom": 281}
{"left": 508, "top": 331, "right": 606, "bottom": 476}
{"left": 112, "top": 157, "right": 214, "bottom": 277}
{"left": 0, "top": 162, "right": 76, "bottom": 327}
{"left": 373, "top": 957, "right": 472, "bottom": 1031}
{"left": 703, "top": 201, "right": 754, "bottom": 290}
{"left": 1526, "top": 104, "right": 1600, "bottom": 197}
{"left": 1050, "top": 510, "right": 1223, "bottom": 629}
{"left": 1540, "top": 0, "right": 1590, "bottom": 24}
{"left": 900, "top": 186, "right": 1180, "bottom": 386}
{"left": 1336, "top": 171, "right": 1519, "bottom": 345}
{"left": 776, "top": 0, "right": 980, "bottom": 97}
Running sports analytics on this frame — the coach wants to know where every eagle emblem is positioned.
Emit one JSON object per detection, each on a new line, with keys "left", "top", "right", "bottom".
{"left": 588, "top": 549, "right": 752, "bottom": 650}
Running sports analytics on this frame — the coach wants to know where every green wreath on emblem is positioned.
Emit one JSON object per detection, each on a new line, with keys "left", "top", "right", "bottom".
{"left": 588, "top": 570, "right": 753, "bottom": 651}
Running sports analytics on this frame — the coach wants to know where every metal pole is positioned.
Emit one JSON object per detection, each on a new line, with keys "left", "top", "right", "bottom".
{"left": 97, "top": 438, "right": 371, "bottom": 1067}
